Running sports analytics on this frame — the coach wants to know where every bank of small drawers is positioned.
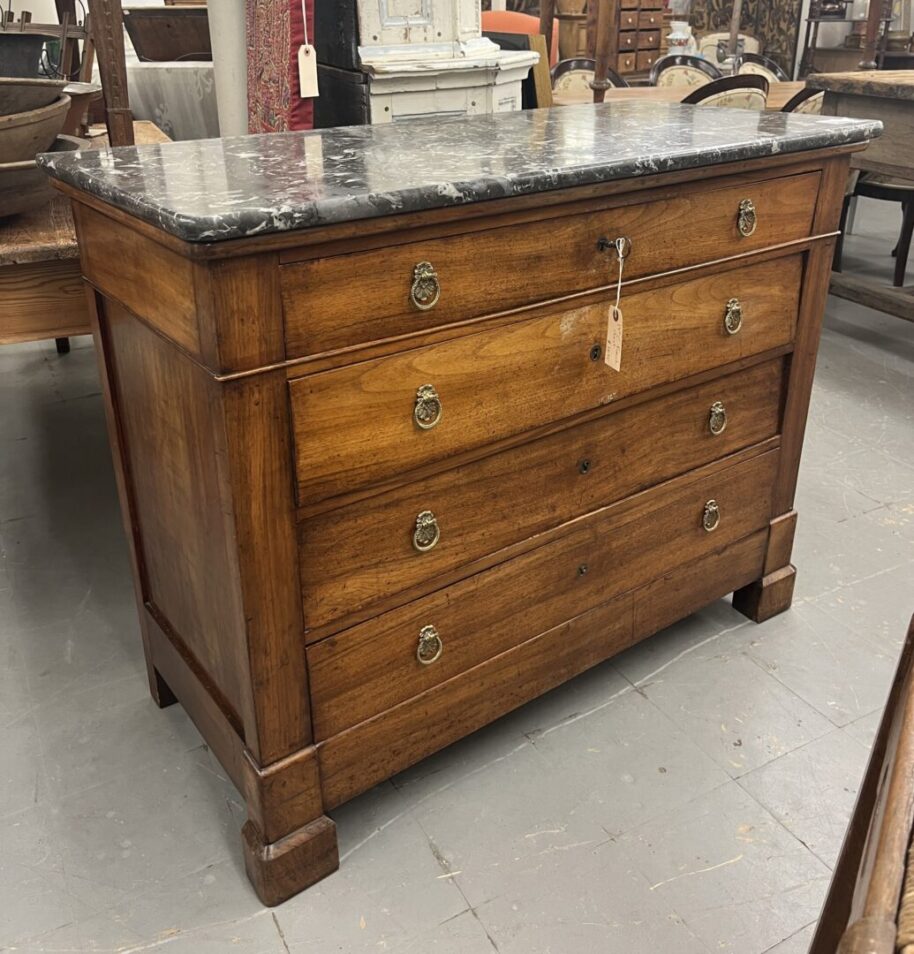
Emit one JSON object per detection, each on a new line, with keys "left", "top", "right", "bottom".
{"left": 289, "top": 170, "right": 819, "bottom": 745}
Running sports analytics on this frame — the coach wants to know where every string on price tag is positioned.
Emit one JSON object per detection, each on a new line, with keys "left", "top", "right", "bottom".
{"left": 604, "top": 236, "right": 630, "bottom": 372}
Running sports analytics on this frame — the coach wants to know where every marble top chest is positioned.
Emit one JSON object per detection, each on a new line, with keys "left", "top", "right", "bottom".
{"left": 43, "top": 103, "right": 879, "bottom": 904}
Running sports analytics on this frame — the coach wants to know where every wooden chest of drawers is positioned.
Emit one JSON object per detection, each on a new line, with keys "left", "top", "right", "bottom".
{"left": 44, "top": 105, "right": 877, "bottom": 905}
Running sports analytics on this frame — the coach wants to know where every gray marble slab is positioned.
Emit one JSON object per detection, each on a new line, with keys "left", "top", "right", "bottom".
{"left": 38, "top": 102, "right": 881, "bottom": 244}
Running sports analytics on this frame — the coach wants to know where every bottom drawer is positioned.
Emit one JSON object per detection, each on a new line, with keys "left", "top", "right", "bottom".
{"left": 308, "top": 446, "right": 779, "bottom": 741}
{"left": 317, "top": 526, "right": 768, "bottom": 809}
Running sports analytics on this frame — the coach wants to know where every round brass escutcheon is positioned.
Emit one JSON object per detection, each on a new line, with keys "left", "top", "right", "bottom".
{"left": 410, "top": 261, "right": 441, "bottom": 311}
{"left": 413, "top": 510, "right": 441, "bottom": 552}
{"left": 414, "top": 384, "right": 442, "bottom": 430}
{"left": 724, "top": 298, "right": 743, "bottom": 336}
{"left": 737, "top": 198, "right": 758, "bottom": 238}
{"left": 417, "top": 624, "right": 443, "bottom": 665}
{"left": 590, "top": 343, "right": 602, "bottom": 362}
{"left": 709, "top": 401, "right": 728, "bottom": 436}
{"left": 702, "top": 499, "right": 721, "bottom": 533}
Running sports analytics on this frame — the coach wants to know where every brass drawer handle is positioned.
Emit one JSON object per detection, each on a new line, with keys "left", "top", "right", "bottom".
{"left": 413, "top": 510, "right": 440, "bottom": 552}
{"left": 709, "top": 401, "right": 727, "bottom": 436}
{"left": 702, "top": 499, "right": 721, "bottom": 532}
{"left": 724, "top": 298, "right": 743, "bottom": 335}
{"left": 410, "top": 261, "right": 440, "bottom": 311}
{"left": 417, "top": 624, "right": 443, "bottom": 665}
{"left": 737, "top": 198, "right": 757, "bottom": 237}
{"left": 414, "top": 384, "right": 442, "bottom": 430}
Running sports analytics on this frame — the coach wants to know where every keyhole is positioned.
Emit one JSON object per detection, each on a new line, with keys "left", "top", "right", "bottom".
{"left": 578, "top": 564, "right": 589, "bottom": 576}
{"left": 579, "top": 458, "right": 591, "bottom": 475}
{"left": 590, "top": 344, "right": 602, "bottom": 361}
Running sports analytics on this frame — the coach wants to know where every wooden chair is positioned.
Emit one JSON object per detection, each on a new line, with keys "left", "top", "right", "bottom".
{"left": 835, "top": 174, "right": 914, "bottom": 288}
{"left": 481, "top": 10, "right": 559, "bottom": 66}
{"left": 680, "top": 74, "right": 769, "bottom": 110}
{"left": 649, "top": 54, "right": 722, "bottom": 90}
{"left": 697, "top": 30, "right": 760, "bottom": 68}
{"left": 734, "top": 51, "right": 789, "bottom": 83}
{"left": 781, "top": 87, "right": 825, "bottom": 115}
{"left": 551, "top": 58, "right": 629, "bottom": 95}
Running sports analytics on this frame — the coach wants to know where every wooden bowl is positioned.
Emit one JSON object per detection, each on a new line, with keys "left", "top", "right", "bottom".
{"left": 0, "top": 77, "right": 68, "bottom": 116}
{"left": 0, "top": 93, "right": 71, "bottom": 163}
{"left": 0, "top": 134, "right": 85, "bottom": 219}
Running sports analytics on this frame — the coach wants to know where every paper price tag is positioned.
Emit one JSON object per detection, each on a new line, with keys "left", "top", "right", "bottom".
{"left": 605, "top": 304, "right": 623, "bottom": 371}
{"left": 298, "top": 44, "right": 319, "bottom": 99}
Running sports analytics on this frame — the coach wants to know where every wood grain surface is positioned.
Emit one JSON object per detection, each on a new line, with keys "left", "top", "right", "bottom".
{"left": 290, "top": 254, "right": 801, "bottom": 506}
{"left": 281, "top": 171, "right": 819, "bottom": 356}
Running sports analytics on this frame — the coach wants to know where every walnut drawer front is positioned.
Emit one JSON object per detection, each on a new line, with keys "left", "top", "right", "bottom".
{"left": 289, "top": 254, "right": 800, "bottom": 506}
{"left": 307, "top": 447, "right": 779, "bottom": 740}
{"left": 299, "top": 358, "right": 784, "bottom": 632}
{"left": 280, "top": 171, "right": 819, "bottom": 356}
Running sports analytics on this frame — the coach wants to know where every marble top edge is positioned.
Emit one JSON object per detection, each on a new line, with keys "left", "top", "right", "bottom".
{"left": 806, "top": 70, "right": 914, "bottom": 101}
{"left": 38, "top": 102, "right": 881, "bottom": 244}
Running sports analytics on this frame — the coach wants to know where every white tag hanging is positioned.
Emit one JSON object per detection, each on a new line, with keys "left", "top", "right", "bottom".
{"left": 605, "top": 304, "right": 623, "bottom": 372}
{"left": 297, "top": 1, "right": 320, "bottom": 99}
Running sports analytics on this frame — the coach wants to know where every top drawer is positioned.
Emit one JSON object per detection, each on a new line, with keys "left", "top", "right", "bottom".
{"left": 280, "top": 171, "right": 820, "bottom": 357}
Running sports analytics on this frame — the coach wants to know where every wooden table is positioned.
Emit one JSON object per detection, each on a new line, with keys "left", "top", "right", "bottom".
{"left": 810, "top": 70, "right": 914, "bottom": 323}
{"left": 0, "top": 121, "right": 169, "bottom": 350}
{"left": 553, "top": 80, "right": 806, "bottom": 111}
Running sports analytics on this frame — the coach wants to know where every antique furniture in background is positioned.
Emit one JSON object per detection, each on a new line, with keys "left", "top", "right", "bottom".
{"left": 311, "top": 0, "right": 537, "bottom": 127}
{"left": 810, "top": 69, "right": 914, "bottom": 320}
{"left": 781, "top": 86, "right": 825, "bottom": 112}
{"left": 551, "top": 56, "right": 629, "bottom": 93}
{"left": 690, "top": 0, "right": 801, "bottom": 77}
{"left": 551, "top": 75, "right": 802, "bottom": 105}
{"left": 649, "top": 52, "right": 722, "bottom": 86}
{"left": 735, "top": 50, "right": 790, "bottom": 81}
{"left": 810, "top": 616, "right": 914, "bottom": 954}
{"left": 0, "top": 121, "right": 168, "bottom": 351}
{"left": 43, "top": 102, "right": 878, "bottom": 905}
{"left": 680, "top": 71, "right": 769, "bottom": 107}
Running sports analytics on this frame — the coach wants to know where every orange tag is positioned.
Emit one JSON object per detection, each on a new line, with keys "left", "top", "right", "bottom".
{"left": 298, "top": 44, "right": 319, "bottom": 99}
{"left": 605, "top": 304, "right": 623, "bottom": 371}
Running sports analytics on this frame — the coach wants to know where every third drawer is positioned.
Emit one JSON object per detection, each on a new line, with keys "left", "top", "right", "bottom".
{"left": 299, "top": 358, "right": 784, "bottom": 632}
{"left": 306, "top": 446, "right": 779, "bottom": 739}
{"left": 289, "top": 253, "right": 801, "bottom": 507}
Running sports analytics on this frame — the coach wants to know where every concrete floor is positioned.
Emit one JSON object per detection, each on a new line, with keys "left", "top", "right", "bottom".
{"left": 1, "top": 196, "right": 912, "bottom": 954}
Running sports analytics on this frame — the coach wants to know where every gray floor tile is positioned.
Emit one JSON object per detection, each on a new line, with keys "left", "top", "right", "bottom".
{"left": 614, "top": 782, "right": 831, "bottom": 954}
{"left": 738, "top": 729, "right": 870, "bottom": 869}
{"left": 744, "top": 602, "right": 898, "bottom": 728}
{"left": 636, "top": 632, "right": 833, "bottom": 778}
{"left": 843, "top": 708, "right": 883, "bottom": 749}
{"left": 763, "top": 921, "right": 817, "bottom": 954}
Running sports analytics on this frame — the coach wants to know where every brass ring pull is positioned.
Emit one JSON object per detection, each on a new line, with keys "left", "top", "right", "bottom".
{"left": 414, "top": 384, "right": 442, "bottom": 430}
{"left": 413, "top": 510, "right": 440, "bottom": 552}
{"left": 737, "top": 198, "right": 757, "bottom": 237}
{"left": 724, "top": 298, "right": 743, "bottom": 335}
{"left": 702, "top": 499, "right": 721, "bottom": 532}
{"left": 709, "top": 401, "right": 728, "bottom": 436}
{"left": 417, "top": 624, "right": 443, "bottom": 665}
{"left": 410, "top": 261, "right": 440, "bottom": 311}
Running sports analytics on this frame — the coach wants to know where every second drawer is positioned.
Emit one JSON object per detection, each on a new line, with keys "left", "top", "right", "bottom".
{"left": 290, "top": 254, "right": 801, "bottom": 506}
{"left": 307, "top": 447, "right": 779, "bottom": 739}
{"left": 300, "top": 358, "right": 784, "bottom": 632}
